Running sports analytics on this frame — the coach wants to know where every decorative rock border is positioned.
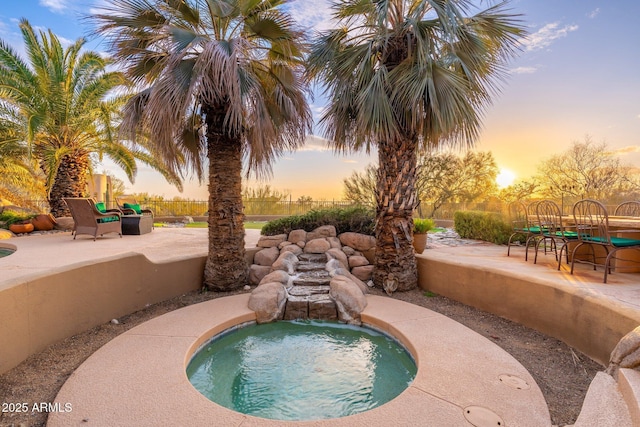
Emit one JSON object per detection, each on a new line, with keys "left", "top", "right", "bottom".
{"left": 248, "top": 225, "right": 376, "bottom": 325}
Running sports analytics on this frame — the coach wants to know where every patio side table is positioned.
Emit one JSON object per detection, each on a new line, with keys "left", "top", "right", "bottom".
{"left": 121, "top": 215, "right": 153, "bottom": 235}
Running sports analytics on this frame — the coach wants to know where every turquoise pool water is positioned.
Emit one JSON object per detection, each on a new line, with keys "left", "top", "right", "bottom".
{"left": 187, "top": 320, "right": 416, "bottom": 421}
{"left": 0, "top": 247, "right": 15, "bottom": 258}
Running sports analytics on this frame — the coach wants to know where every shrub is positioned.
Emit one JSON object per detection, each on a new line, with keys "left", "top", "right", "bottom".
{"left": 261, "top": 207, "right": 375, "bottom": 236}
{"left": 0, "top": 211, "right": 35, "bottom": 229}
{"left": 454, "top": 211, "right": 512, "bottom": 245}
{"left": 413, "top": 218, "right": 435, "bottom": 234}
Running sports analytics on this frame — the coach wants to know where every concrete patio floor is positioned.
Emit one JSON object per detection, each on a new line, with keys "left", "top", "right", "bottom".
{"left": 1, "top": 227, "right": 260, "bottom": 287}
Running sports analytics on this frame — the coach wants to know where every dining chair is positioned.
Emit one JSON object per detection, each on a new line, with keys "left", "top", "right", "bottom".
{"left": 534, "top": 200, "right": 579, "bottom": 268}
{"left": 614, "top": 201, "right": 640, "bottom": 217}
{"left": 507, "top": 200, "right": 541, "bottom": 261}
{"left": 570, "top": 199, "right": 640, "bottom": 283}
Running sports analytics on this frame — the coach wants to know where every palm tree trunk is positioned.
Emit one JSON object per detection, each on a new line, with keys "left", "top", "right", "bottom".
{"left": 48, "top": 152, "right": 90, "bottom": 217}
{"left": 203, "top": 106, "right": 248, "bottom": 291}
{"left": 373, "top": 138, "right": 418, "bottom": 293}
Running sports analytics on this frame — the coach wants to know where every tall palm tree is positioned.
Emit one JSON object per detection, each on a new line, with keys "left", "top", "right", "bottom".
{"left": 92, "top": 0, "right": 311, "bottom": 290}
{"left": 0, "top": 20, "right": 182, "bottom": 217}
{"left": 307, "top": 0, "right": 525, "bottom": 293}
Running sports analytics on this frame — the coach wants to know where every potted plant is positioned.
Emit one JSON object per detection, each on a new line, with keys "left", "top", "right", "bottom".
{"left": 413, "top": 218, "right": 435, "bottom": 254}
{"left": 30, "top": 213, "right": 57, "bottom": 231}
{"left": 1, "top": 211, "right": 35, "bottom": 234}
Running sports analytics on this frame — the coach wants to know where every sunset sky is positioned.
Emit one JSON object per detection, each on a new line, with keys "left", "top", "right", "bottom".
{"left": 2, "top": 0, "right": 639, "bottom": 200}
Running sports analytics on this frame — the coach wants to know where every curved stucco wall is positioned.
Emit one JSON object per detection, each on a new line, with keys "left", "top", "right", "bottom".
{"left": 416, "top": 255, "right": 640, "bottom": 366}
{"left": 2, "top": 246, "right": 637, "bottom": 375}
{"left": 0, "top": 254, "right": 205, "bottom": 374}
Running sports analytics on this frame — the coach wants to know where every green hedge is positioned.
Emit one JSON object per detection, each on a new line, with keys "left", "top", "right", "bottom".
{"left": 454, "top": 211, "right": 512, "bottom": 245}
{"left": 261, "top": 207, "right": 375, "bottom": 236}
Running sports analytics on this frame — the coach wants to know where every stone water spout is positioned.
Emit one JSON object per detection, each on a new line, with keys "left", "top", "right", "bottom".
{"left": 248, "top": 226, "right": 375, "bottom": 325}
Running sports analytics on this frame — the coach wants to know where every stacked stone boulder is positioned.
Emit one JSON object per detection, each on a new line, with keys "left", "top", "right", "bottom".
{"left": 248, "top": 225, "right": 375, "bottom": 325}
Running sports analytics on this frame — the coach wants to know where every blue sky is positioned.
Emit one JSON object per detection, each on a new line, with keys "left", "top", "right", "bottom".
{"left": 2, "top": 0, "right": 639, "bottom": 199}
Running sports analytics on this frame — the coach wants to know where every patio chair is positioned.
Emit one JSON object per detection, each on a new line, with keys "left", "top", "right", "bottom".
{"left": 115, "top": 195, "right": 154, "bottom": 218}
{"left": 64, "top": 198, "right": 122, "bottom": 241}
{"left": 614, "top": 201, "right": 640, "bottom": 217}
{"left": 533, "top": 200, "right": 578, "bottom": 268}
{"left": 570, "top": 199, "right": 640, "bottom": 283}
{"left": 507, "top": 201, "right": 541, "bottom": 261}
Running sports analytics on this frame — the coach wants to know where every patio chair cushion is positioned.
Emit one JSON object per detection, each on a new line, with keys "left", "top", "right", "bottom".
{"left": 95, "top": 202, "right": 107, "bottom": 213}
{"left": 515, "top": 226, "right": 542, "bottom": 234}
{"left": 97, "top": 215, "right": 120, "bottom": 223}
{"left": 582, "top": 235, "right": 640, "bottom": 247}
{"left": 553, "top": 231, "right": 579, "bottom": 238}
{"left": 123, "top": 203, "right": 142, "bottom": 214}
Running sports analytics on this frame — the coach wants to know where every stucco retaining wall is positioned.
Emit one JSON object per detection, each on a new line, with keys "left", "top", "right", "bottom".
{"left": 3, "top": 244, "right": 638, "bottom": 375}
{"left": 0, "top": 248, "right": 260, "bottom": 375}
{"left": 416, "top": 255, "right": 640, "bottom": 366}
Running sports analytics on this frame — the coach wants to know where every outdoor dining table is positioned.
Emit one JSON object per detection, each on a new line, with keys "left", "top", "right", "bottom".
{"left": 561, "top": 215, "right": 640, "bottom": 273}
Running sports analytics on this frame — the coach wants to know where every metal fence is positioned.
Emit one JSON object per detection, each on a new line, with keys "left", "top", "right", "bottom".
{"left": 20, "top": 198, "right": 621, "bottom": 220}
{"left": 120, "top": 199, "right": 361, "bottom": 217}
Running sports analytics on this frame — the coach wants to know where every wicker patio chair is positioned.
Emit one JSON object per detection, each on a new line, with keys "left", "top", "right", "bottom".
{"left": 64, "top": 198, "right": 122, "bottom": 241}
{"left": 115, "top": 195, "right": 154, "bottom": 218}
{"left": 570, "top": 199, "right": 640, "bottom": 283}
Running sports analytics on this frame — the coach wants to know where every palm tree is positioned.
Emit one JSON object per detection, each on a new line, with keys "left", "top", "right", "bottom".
{"left": 0, "top": 123, "right": 45, "bottom": 209}
{"left": 92, "top": 0, "right": 311, "bottom": 290}
{"left": 307, "top": 0, "right": 525, "bottom": 293}
{"left": 0, "top": 20, "right": 182, "bottom": 217}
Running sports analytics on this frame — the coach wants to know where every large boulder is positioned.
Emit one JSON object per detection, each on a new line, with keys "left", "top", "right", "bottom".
{"left": 325, "top": 248, "right": 348, "bottom": 269}
{"left": 254, "top": 247, "right": 280, "bottom": 266}
{"left": 0, "top": 229, "right": 14, "bottom": 239}
{"left": 327, "top": 236, "right": 342, "bottom": 249}
{"left": 249, "top": 264, "right": 271, "bottom": 286}
{"left": 271, "top": 251, "right": 299, "bottom": 274}
{"left": 307, "top": 225, "right": 337, "bottom": 240}
{"left": 278, "top": 240, "right": 292, "bottom": 249}
{"left": 606, "top": 325, "right": 640, "bottom": 379}
{"left": 348, "top": 255, "right": 370, "bottom": 268}
{"left": 280, "top": 244, "right": 303, "bottom": 256}
{"left": 248, "top": 282, "right": 287, "bottom": 323}
{"left": 339, "top": 232, "right": 375, "bottom": 252}
{"left": 351, "top": 265, "right": 374, "bottom": 282}
{"left": 54, "top": 217, "right": 75, "bottom": 231}
{"left": 259, "top": 270, "right": 291, "bottom": 287}
{"left": 330, "top": 275, "right": 367, "bottom": 325}
{"left": 304, "top": 238, "right": 331, "bottom": 254}
{"left": 326, "top": 259, "right": 368, "bottom": 294}
{"left": 342, "top": 246, "right": 356, "bottom": 256}
{"left": 256, "top": 234, "right": 288, "bottom": 248}
{"left": 288, "top": 229, "right": 307, "bottom": 245}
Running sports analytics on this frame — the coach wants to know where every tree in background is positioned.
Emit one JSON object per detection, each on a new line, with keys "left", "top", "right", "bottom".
{"left": 496, "top": 179, "right": 539, "bottom": 203}
{"left": 345, "top": 151, "right": 499, "bottom": 218}
{"left": 416, "top": 151, "right": 498, "bottom": 218}
{"left": 93, "top": 0, "right": 311, "bottom": 291}
{"left": 343, "top": 164, "right": 377, "bottom": 207}
{"left": 243, "top": 185, "right": 291, "bottom": 215}
{"left": 536, "top": 136, "right": 640, "bottom": 204}
{"left": 308, "top": 0, "right": 524, "bottom": 293}
{"left": 0, "top": 21, "right": 180, "bottom": 217}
